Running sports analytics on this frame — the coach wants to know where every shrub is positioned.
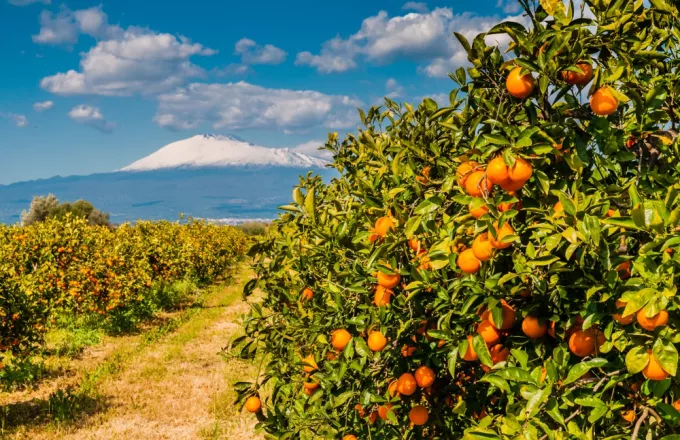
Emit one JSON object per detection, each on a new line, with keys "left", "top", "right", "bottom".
{"left": 21, "top": 195, "right": 112, "bottom": 228}
{"left": 237, "top": 1, "right": 680, "bottom": 438}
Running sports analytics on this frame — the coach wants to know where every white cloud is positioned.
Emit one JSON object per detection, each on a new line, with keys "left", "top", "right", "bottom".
{"left": 0, "top": 113, "right": 29, "bottom": 127}
{"left": 415, "top": 92, "right": 450, "bottom": 107}
{"left": 296, "top": 8, "right": 527, "bottom": 77}
{"left": 32, "top": 6, "right": 120, "bottom": 45}
{"left": 8, "top": 0, "right": 50, "bottom": 6}
{"left": 385, "top": 78, "right": 404, "bottom": 98}
{"left": 213, "top": 63, "right": 252, "bottom": 77}
{"left": 68, "top": 105, "right": 115, "bottom": 132}
{"left": 402, "top": 2, "right": 428, "bottom": 13}
{"left": 292, "top": 140, "right": 333, "bottom": 159}
{"left": 153, "top": 81, "right": 362, "bottom": 132}
{"left": 33, "top": 100, "right": 54, "bottom": 112}
{"left": 234, "top": 38, "right": 287, "bottom": 65}
{"left": 496, "top": 0, "right": 522, "bottom": 14}
{"left": 41, "top": 31, "right": 216, "bottom": 96}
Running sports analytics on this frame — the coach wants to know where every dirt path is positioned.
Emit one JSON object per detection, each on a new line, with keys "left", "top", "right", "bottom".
{"left": 6, "top": 263, "right": 261, "bottom": 440}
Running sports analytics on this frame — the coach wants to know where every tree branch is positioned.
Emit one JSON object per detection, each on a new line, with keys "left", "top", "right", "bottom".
{"left": 631, "top": 407, "right": 649, "bottom": 440}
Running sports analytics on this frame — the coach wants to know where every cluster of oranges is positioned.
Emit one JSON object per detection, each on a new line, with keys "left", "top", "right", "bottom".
{"left": 506, "top": 62, "right": 619, "bottom": 116}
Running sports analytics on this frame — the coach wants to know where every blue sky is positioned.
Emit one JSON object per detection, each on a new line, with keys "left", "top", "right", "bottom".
{"left": 0, "top": 0, "right": 521, "bottom": 184}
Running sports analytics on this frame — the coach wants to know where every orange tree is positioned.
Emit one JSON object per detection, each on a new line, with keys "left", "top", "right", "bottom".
{"left": 237, "top": 1, "right": 680, "bottom": 438}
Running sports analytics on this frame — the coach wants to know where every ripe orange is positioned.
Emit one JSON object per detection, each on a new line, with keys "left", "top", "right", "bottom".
{"left": 508, "top": 157, "right": 533, "bottom": 183}
{"left": 457, "top": 249, "right": 481, "bottom": 274}
{"left": 489, "top": 222, "right": 514, "bottom": 249}
{"left": 489, "top": 344, "right": 510, "bottom": 365}
{"left": 377, "top": 270, "right": 400, "bottom": 289}
{"left": 498, "top": 201, "right": 514, "bottom": 212}
{"left": 375, "top": 216, "right": 395, "bottom": 237}
{"left": 506, "top": 66, "right": 535, "bottom": 99}
{"left": 378, "top": 404, "right": 394, "bottom": 420}
{"left": 489, "top": 299, "right": 515, "bottom": 330}
{"left": 388, "top": 380, "right": 399, "bottom": 397}
{"left": 462, "top": 335, "right": 478, "bottom": 361}
{"left": 553, "top": 201, "right": 564, "bottom": 216}
{"left": 331, "top": 329, "right": 352, "bottom": 351}
{"left": 401, "top": 344, "right": 416, "bottom": 357}
{"left": 368, "top": 232, "right": 380, "bottom": 243}
{"left": 469, "top": 203, "right": 489, "bottom": 219}
{"left": 477, "top": 321, "right": 501, "bottom": 346}
{"left": 302, "top": 354, "right": 319, "bottom": 373}
{"left": 621, "top": 409, "right": 635, "bottom": 423}
{"left": 562, "top": 62, "right": 593, "bottom": 86}
{"left": 415, "top": 366, "right": 436, "bottom": 388}
{"left": 590, "top": 87, "right": 618, "bottom": 116}
{"left": 303, "top": 381, "right": 319, "bottom": 395}
{"left": 367, "top": 331, "right": 387, "bottom": 352}
{"left": 456, "top": 161, "right": 479, "bottom": 186}
{"left": 499, "top": 178, "right": 526, "bottom": 191}
{"left": 626, "top": 137, "right": 636, "bottom": 149}
{"left": 343, "top": 435, "right": 358, "bottom": 440}
{"left": 245, "top": 396, "right": 261, "bottom": 413}
{"left": 465, "top": 171, "right": 493, "bottom": 197}
{"left": 613, "top": 299, "right": 635, "bottom": 325}
{"left": 568, "top": 329, "right": 595, "bottom": 357}
{"left": 374, "top": 285, "right": 394, "bottom": 307}
{"left": 486, "top": 156, "right": 510, "bottom": 185}
{"left": 522, "top": 316, "right": 548, "bottom": 339}
{"left": 643, "top": 351, "right": 670, "bottom": 381}
{"left": 409, "top": 405, "right": 429, "bottom": 426}
{"left": 637, "top": 309, "right": 668, "bottom": 331}
{"left": 301, "top": 287, "right": 313, "bottom": 301}
{"left": 673, "top": 398, "right": 680, "bottom": 411}
{"left": 408, "top": 239, "right": 422, "bottom": 252}
{"left": 472, "top": 233, "right": 494, "bottom": 262}
{"left": 397, "top": 373, "right": 417, "bottom": 396}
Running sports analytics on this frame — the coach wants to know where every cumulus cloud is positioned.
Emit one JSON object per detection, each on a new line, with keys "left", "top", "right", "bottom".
{"left": 32, "top": 6, "right": 120, "bottom": 45}
{"left": 292, "top": 140, "right": 334, "bottom": 159}
{"left": 68, "top": 105, "right": 115, "bottom": 132}
{"left": 496, "top": 0, "right": 522, "bottom": 14}
{"left": 295, "top": 7, "right": 527, "bottom": 77}
{"left": 234, "top": 38, "right": 287, "bottom": 65}
{"left": 33, "top": 100, "right": 54, "bottom": 112}
{"left": 385, "top": 78, "right": 404, "bottom": 98}
{"left": 213, "top": 63, "right": 252, "bottom": 77}
{"left": 0, "top": 113, "right": 29, "bottom": 127}
{"left": 402, "top": 2, "right": 428, "bottom": 13}
{"left": 153, "top": 81, "right": 362, "bottom": 132}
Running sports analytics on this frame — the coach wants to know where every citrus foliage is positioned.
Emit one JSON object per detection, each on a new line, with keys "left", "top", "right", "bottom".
{"left": 238, "top": 0, "right": 680, "bottom": 438}
{"left": 0, "top": 216, "right": 247, "bottom": 375}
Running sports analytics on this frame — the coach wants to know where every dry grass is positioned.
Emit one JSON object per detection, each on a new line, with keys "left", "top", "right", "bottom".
{"left": 2, "top": 263, "right": 262, "bottom": 440}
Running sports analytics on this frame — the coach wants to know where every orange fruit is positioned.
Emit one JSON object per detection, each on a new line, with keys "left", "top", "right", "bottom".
{"left": 343, "top": 436, "right": 358, "bottom": 440}
{"left": 355, "top": 404, "right": 366, "bottom": 417}
{"left": 457, "top": 161, "right": 479, "bottom": 186}
{"left": 375, "top": 216, "right": 395, "bottom": 237}
{"left": 489, "top": 344, "right": 510, "bottom": 365}
{"left": 562, "top": 62, "right": 593, "bottom": 86}
{"left": 554, "top": 201, "right": 564, "bottom": 216}
{"left": 469, "top": 203, "right": 489, "bottom": 219}
{"left": 331, "top": 329, "right": 352, "bottom": 351}
{"left": 488, "top": 299, "right": 515, "bottom": 330}
{"left": 409, "top": 405, "right": 429, "bottom": 426}
{"left": 643, "top": 351, "right": 670, "bottom": 381}
{"left": 368, "top": 232, "right": 380, "bottom": 243}
{"left": 590, "top": 87, "right": 618, "bottom": 116}
{"left": 397, "top": 373, "right": 417, "bottom": 396}
{"left": 498, "top": 201, "right": 514, "bottom": 212}
{"left": 367, "top": 331, "right": 387, "bottom": 352}
{"left": 508, "top": 157, "right": 533, "bottom": 183}
{"left": 401, "top": 344, "right": 416, "bottom": 357}
{"left": 408, "top": 239, "right": 422, "bottom": 252}
{"left": 374, "top": 285, "right": 394, "bottom": 307}
{"left": 377, "top": 270, "right": 400, "bottom": 289}
{"left": 388, "top": 380, "right": 399, "bottom": 397}
{"left": 368, "top": 411, "right": 378, "bottom": 424}
{"left": 673, "top": 398, "right": 680, "bottom": 411}
{"left": 506, "top": 66, "right": 535, "bottom": 99}
{"left": 473, "top": 407, "right": 488, "bottom": 419}
{"left": 637, "top": 309, "right": 668, "bottom": 331}
{"left": 457, "top": 248, "right": 481, "bottom": 274}
{"left": 303, "top": 381, "right": 319, "bottom": 395}
{"left": 301, "top": 287, "right": 313, "bottom": 301}
{"left": 245, "top": 396, "right": 261, "bottom": 413}
{"left": 613, "top": 299, "right": 635, "bottom": 325}
{"left": 489, "top": 222, "right": 514, "bottom": 249}
{"left": 378, "top": 404, "right": 394, "bottom": 420}
{"left": 522, "top": 316, "right": 548, "bottom": 339}
{"left": 621, "top": 409, "right": 635, "bottom": 423}
{"left": 462, "top": 335, "right": 478, "bottom": 361}
{"left": 499, "top": 178, "right": 526, "bottom": 191}
{"left": 465, "top": 171, "right": 493, "bottom": 197}
{"left": 415, "top": 366, "right": 436, "bottom": 388}
{"left": 302, "top": 354, "right": 319, "bottom": 373}
{"left": 626, "top": 137, "right": 636, "bottom": 149}
{"left": 568, "top": 329, "right": 595, "bottom": 357}
{"left": 472, "top": 233, "right": 494, "bottom": 262}
{"left": 486, "top": 156, "right": 510, "bottom": 185}
{"left": 477, "top": 321, "right": 501, "bottom": 346}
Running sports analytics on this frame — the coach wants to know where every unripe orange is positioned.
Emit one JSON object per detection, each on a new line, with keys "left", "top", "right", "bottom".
{"left": 506, "top": 67, "right": 535, "bottom": 98}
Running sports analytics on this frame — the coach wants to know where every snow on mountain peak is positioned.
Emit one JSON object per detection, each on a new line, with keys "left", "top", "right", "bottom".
{"left": 120, "top": 134, "right": 329, "bottom": 172}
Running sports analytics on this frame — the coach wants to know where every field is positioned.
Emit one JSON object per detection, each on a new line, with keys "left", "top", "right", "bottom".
{"left": 0, "top": 217, "right": 261, "bottom": 439}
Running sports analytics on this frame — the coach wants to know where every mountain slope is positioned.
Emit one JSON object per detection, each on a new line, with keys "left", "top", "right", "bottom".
{"left": 121, "top": 134, "right": 328, "bottom": 171}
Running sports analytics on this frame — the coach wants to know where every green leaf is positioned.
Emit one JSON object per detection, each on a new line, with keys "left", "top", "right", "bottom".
{"left": 448, "top": 347, "right": 459, "bottom": 378}
{"left": 415, "top": 196, "right": 443, "bottom": 214}
{"left": 545, "top": 398, "right": 566, "bottom": 427}
{"left": 473, "top": 335, "right": 493, "bottom": 367}
{"left": 625, "top": 346, "right": 649, "bottom": 374}
{"left": 353, "top": 337, "right": 372, "bottom": 359}
{"left": 481, "top": 374, "right": 511, "bottom": 393}
{"left": 483, "top": 133, "right": 510, "bottom": 146}
{"left": 653, "top": 338, "right": 678, "bottom": 376}
{"left": 304, "top": 189, "right": 316, "bottom": 224}
{"left": 496, "top": 367, "right": 537, "bottom": 384}
{"left": 293, "top": 187, "right": 304, "bottom": 205}
{"left": 404, "top": 215, "right": 422, "bottom": 239}
{"left": 511, "top": 349, "right": 529, "bottom": 369}
{"left": 562, "top": 363, "right": 593, "bottom": 386}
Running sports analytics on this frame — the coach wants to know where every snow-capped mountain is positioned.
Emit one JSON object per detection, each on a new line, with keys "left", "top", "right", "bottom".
{"left": 121, "top": 134, "right": 328, "bottom": 171}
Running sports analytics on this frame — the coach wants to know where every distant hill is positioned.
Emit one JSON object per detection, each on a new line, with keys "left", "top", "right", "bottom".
{"left": 0, "top": 135, "right": 334, "bottom": 225}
